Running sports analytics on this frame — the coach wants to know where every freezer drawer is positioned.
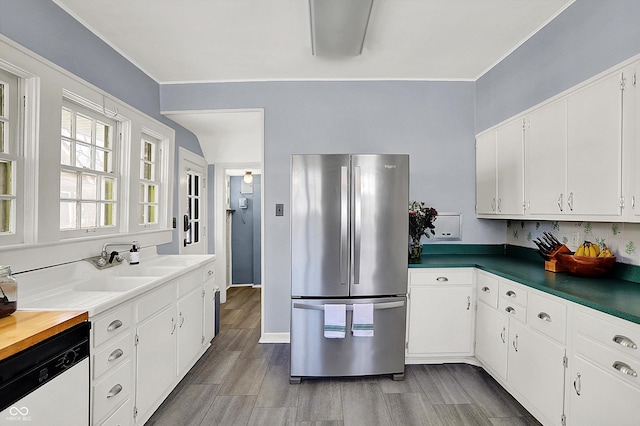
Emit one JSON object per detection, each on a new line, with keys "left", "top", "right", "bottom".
{"left": 290, "top": 297, "right": 406, "bottom": 381}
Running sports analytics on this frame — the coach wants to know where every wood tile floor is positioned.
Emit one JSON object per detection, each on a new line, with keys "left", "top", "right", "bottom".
{"left": 146, "top": 286, "right": 541, "bottom": 426}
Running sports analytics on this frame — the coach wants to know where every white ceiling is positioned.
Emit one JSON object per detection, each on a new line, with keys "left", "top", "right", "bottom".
{"left": 52, "top": 0, "right": 574, "bottom": 164}
{"left": 54, "top": 0, "right": 574, "bottom": 83}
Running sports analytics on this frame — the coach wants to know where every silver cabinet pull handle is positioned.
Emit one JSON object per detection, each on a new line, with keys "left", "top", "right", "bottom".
{"left": 613, "top": 361, "right": 638, "bottom": 377}
{"left": 506, "top": 290, "right": 517, "bottom": 298}
{"left": 500, "top": 326, "right": 506, "bottom": 343}
{"left": 207, "top": 270, "right": 214, "bottom": 276}
{"left": 574, "top": 373, "right": 581, "bottom": 396}
{"left": 107, "top": 319, "right": 123, "bottom": 332}
{"left": 558, "top": 193, "right": 563, "bottom": 212}
{"left": 512, "top": 334, "right": 519, "bottom": 352}
{"left": 481, "top": 286, "right": 490, "bottom": 293}
{"left": 107, "top": 384, "right": 123, "bottom": 399}
{"left": 505, "top": 306, "right": 516, "bottom": 314}
{"left": 171, "top": 317, "right": 176, "bottom": 335}
{"left": 180, "top": 312, "right": 185, "bottom": 327}
{"left": 491, "top": 198, "right": 496, "bottom": 212}
{"left": 497, "top": 198, "right": 502, "bottom": 213}
{"left": 466, "top": 296, "right": 471, "bottom": 311}
{"left": 436, "top": 276, "right": 448, "bottom": 282}
{"left": 568, "top": 192, "right": 574, "bottom": 211}
{"left": 613, "top": 335, "right": 638, "bottom": 350}
{"left": 108, "top": 349, "right": 124, "bottom": 362}
{"left": 537, "top": 312, "right": 552, "bottom": 322}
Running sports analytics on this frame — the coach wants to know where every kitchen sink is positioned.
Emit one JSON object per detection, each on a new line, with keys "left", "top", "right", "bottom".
{"left": 73, "top": 276, "right": 155, "bottom": 292}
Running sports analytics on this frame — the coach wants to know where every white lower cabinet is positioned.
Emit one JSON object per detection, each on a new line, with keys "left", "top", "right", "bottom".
{"left": 508, "top": 320, "right": 566, "bottom": 426}
{"left": 406, "top": 269, "right": 474, "bottom": 362}
{"left": 474, "top": 271, "right": 567, "bottom": 426}
{"left": 177, "top": 286, "right": 205, "bottom": 375}
{"left": 566, "top": 307, "right": 640, "bottom": 425}
{"left": 135, "top": 303, "right": 177, "bottom": 422}
{"left": 475, "top": 300, "right": 508, "bottom": 381}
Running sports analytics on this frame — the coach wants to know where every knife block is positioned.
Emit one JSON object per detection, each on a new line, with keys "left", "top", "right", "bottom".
{"left": 544, "top": 245, "right": 571, "bottom": 272}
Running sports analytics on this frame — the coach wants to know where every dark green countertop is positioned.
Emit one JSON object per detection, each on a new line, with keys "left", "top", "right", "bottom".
{"left": 409, "top": 245, "right": 640, "bottom": 325}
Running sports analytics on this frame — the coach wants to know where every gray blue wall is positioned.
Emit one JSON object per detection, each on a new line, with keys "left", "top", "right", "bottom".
{"left": 0, "top": 0, "right": 204, "bottom": 255}
{"left": 476, "top": 0, "right": 640, "bottom": 132}
{"left": 229, "top": 175, "right": 261, "bottom": 285}
{"left": 160, "top": 80, "right": 493, "bottom": 333}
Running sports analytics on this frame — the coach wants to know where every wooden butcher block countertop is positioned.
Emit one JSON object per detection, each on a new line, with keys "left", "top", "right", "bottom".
{"left": 0, "top": 310, "right": 89, "bottom": 361}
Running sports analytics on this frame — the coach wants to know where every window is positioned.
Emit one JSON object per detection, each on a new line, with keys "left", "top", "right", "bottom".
{"left": 139, "top": 134, "right": 161, "bottom": 226}
{"left": 60, "top": 102, "right": 118, "bottom": 231}
{"left": 0, "top": 68, "right": 21, "bottom": 239}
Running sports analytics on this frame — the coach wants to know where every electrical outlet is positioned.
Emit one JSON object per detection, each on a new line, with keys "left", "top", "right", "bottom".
{"left": 571, "top": 232, "right": 580, "bottom": 247}
{"left": 275, "top": 204, "right": 284, "bottom": 217}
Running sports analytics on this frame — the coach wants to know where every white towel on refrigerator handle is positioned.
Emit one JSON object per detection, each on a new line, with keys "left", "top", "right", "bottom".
{"left": 352, "top": 303, "right": 374, "bottom": 337}
{"left": 324, "top": 304, "right": 346, "bottom": 338}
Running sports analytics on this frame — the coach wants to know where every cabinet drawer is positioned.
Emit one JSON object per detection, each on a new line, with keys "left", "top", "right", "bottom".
{"left": 409, "top": 270, "right": 473, "bottom": 286}
{"left": 93, "top": 305, "right": 133, "bottom": 348}
{"left": 526, "top": 292, "right": 567, "bottom": 344}
{"left": 100, "top": 398, "right": 132, "bottom": 426}
{"left": 499, "top": 280, "right": 528, "bottom": 307}
{"left": 93, "top": 360, "right": 132, "bottom": 424}
{"left": 499, "top": 297, "right": 527, "bottom": 323}
{"left": 575, "top": 309, "right": 640, "bottom": 361}
{"left": 575, "top": 335, "right": 640, "bottom": 390}
{"left": 137, "top": 282, "right": 176, "bottom": 323}
{"left": 93, "top": 332, "right": 133, "bottom": 380}
{"left": 177, "top": 268, "right": 202, "bottom": 297}
{"left": 476, "top": 272, "right": 499, "bottom": 308}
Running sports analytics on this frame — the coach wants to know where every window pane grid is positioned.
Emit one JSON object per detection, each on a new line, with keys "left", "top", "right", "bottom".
{"left": 139, "top": 136, "right": 161, "bottom": 226}
{"left": 60, "top": 104, "right": 117, "bottom": 231}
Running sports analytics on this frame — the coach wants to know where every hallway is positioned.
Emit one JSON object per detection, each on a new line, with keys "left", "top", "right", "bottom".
{"left": 146, "top": 286, "right": 539, "bottom": 425}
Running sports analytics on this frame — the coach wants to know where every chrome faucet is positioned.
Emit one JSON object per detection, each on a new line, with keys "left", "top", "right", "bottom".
{"left": 101, "top": 241, "right": 139, "bottom": 259}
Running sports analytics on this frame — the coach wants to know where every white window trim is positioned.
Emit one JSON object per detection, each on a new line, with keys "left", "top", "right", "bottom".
{"left": 137, "top": 127, "right": 171, "bottom": 231}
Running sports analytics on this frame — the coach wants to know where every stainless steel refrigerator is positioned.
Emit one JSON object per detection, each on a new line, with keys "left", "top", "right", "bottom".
{"left": 290, "top": 154, "right": 409, "bottom": 383}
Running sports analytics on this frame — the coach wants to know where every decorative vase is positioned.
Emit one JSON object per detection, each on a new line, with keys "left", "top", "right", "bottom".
{"left": 409, "top": 238, "right": 422, "bottom": 260}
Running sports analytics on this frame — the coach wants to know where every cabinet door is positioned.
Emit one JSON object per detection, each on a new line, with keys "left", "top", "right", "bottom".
{"left": 136, "top": 305, "right": 176, "bottom": 420}
{"left": 630, "top": 63, "right": 640, "bottom": 219}
{"left": 568, "top": 355, "right": 640, "bottom": 426}
{"left": 177, "top": 287, "right": 205, "bottom": 374}
{"left": 475, "top": 301, "right": 508, "bottom": 381}
{"left": 525, "top": 99, "right": 568, "bottom": 215}
{"left": 567, "top": 72, "right": 623, "bottom": 216}
{"left": 407, "top": 286, "right": 473, "bottom": 354}
{"left": 476, "top": 130, "right": 497, "bottom": 215}
{"left": 496, "top": 118, "right": 524, "bottom": 215}
{"left": 508, "top": 321, "right": 565, "bottom": 426}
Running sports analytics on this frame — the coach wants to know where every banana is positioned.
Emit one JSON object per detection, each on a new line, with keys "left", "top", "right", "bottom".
{"left": 598, "top": 243, "right": 614, "bottom": 258}
{"left": 591, "top": 243, "right": 600, "bottom": 257}
{"left": 575, "top": 244, "right": 585, "bottom": 257}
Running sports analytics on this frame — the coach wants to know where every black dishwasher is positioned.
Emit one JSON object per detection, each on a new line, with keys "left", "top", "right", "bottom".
{"left": 0, "top": 321, "right": 90, "bottom": 412}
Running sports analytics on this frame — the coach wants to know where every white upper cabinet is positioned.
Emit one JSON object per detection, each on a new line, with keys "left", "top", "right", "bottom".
{"left": 525, "top": 99, "right": 568, "bottom": 215}
{"left": 565, "top": 71, "right": 623, "bottom": 217}
{"left": 476, "top": 118, "right": 524, "bottom": 217}
{"left": 480, "top": 57, "right": 633, "bottom": 221}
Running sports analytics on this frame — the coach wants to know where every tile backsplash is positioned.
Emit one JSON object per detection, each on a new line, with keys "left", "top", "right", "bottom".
{"left": 507, "top": 221, "right": 640, "bottom": 266}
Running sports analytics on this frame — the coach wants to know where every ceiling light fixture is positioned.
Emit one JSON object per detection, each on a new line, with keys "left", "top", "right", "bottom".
{"left": 243, "top": 171, "right": 253, "bottom": 184}
{"left": 309, "top": 0, "right": 374, "bottom": 57}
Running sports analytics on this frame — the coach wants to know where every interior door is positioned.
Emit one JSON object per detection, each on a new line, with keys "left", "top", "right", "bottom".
{"left": 179, "top": 148, "right": 207, "bottom": 254}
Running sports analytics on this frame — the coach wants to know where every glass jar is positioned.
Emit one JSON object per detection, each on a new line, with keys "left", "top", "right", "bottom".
{"left": 0, "top": 265, "right": 17, "bottom": 318}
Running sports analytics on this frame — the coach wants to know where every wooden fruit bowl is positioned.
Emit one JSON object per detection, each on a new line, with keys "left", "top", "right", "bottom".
{"left": 556, "top": 254, "right": 616, "bottom": 277}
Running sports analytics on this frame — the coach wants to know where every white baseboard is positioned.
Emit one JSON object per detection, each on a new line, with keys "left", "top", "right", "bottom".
{"left": 259, "top": 332, "right": 290, "bottom": 344}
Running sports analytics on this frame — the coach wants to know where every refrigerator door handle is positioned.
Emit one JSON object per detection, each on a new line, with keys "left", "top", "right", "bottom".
{"left": 340, "top": 166, "right": 349, "bottom": 286}
{"left": 293, "top": 301, "right": 405, "bottom": 311}
{"left": 353, "top": 165, "right": 362, "bottom": 284}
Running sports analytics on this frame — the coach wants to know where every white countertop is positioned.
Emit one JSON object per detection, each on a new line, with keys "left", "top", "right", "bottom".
{"left": 18, "top": 254, "right": 215, "bottom": 317}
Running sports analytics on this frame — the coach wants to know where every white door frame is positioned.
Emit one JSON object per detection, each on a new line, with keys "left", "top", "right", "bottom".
{"left": 178, "top": 147, "right": 208, "bottom": 254}
{"left": 214, "top": 162, "right": 262, "bottom": 306}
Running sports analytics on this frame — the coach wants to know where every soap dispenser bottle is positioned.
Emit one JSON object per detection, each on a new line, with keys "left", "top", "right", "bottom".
{"left": 130, "top": 242, "right": 140, "bottom": 265}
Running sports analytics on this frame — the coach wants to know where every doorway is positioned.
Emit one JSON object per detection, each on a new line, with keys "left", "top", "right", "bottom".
{"left": 178, "top": 147, "right": 207, "bottom": 255}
